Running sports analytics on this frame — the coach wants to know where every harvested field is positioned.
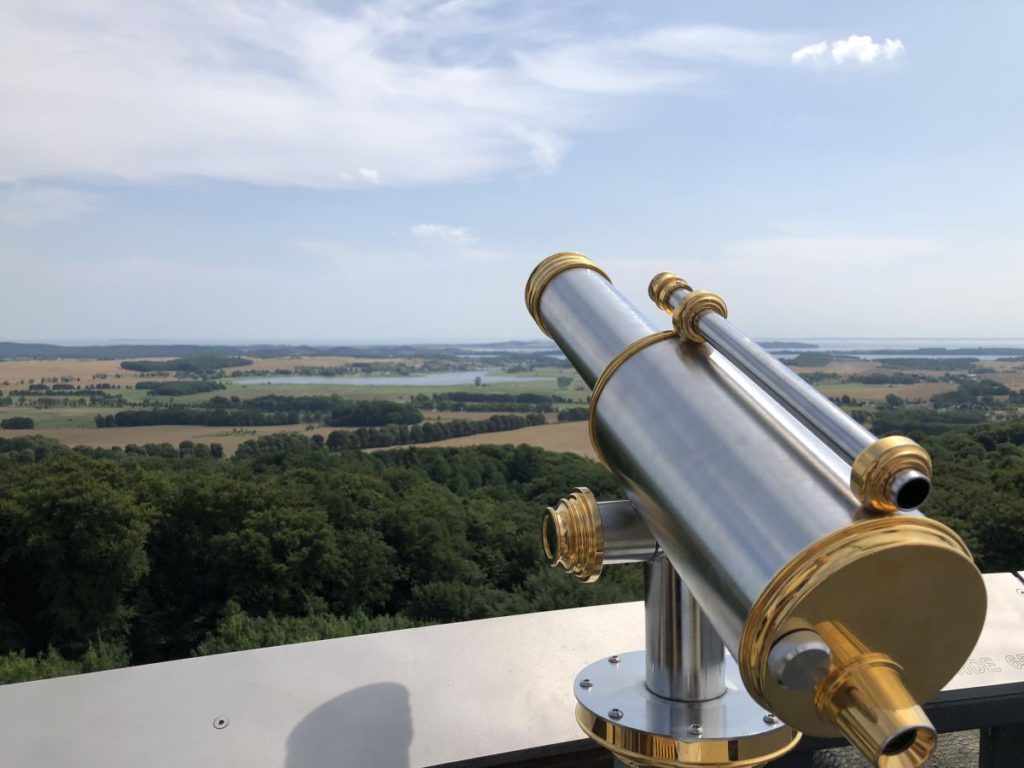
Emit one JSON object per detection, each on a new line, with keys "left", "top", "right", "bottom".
{"left": 0, "top": 358, "right": 170, "bottom": 386}
{"left": 237, "top": 355, "right": 421, "bottom": 372}
{"left": 0, "top": 423, "right": 334, "bottom": 455}
{"left": 815, "top": 381, "right": 958, "bottom": 402}
{"left": 0, "top": 409, "right": 545, "bottom": 456}
{"left": 422, "top": 421, "right": 594, "bottom": 459}
{"left": 0, "top": 355, "right": 422, "bottom": 388}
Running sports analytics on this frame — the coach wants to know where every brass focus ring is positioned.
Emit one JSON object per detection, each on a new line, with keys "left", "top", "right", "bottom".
{"left": 672, "top": 290, "right": 728, "bottom": 344}
{"left": 588, "top": 331, "right": 678, "bottom": 467}
{"left": 648, "top": 271, "right": 692, "bottom": 314}
{"left": 525, "top": 252, "right": 611, "bottom": 337}
{"left": 738, "top": 515, "right": 978, "bottom": 729}
{"left": 542, "top": 487, "right": 605, "bottom": 583}
{"left": 850, "top": 436, "right": 932, "bottom": 512}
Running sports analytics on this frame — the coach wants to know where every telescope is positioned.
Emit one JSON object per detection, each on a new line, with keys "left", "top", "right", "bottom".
{"left": 526, "top": 253, "right": 986, "bottom": 768}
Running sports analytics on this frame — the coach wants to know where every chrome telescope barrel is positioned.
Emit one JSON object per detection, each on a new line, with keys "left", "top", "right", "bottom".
{"left": 526, "top": 252, "right": 986, "bottom": 768}
{"left": 648, "top": 272, "right": 932, "bottom": 513}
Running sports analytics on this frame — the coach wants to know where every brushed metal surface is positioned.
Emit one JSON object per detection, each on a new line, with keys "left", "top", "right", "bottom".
{"left": 538, "top": 267, "right": 657, "bottom": 387}
{"left": 945, "top": 572, "right": 1024, "bottom": 692}
{"left": 594, "top": 338, "right": 866, "bottom": 651}
{"left": 575, "top": 650, "right": 782, "bottom": 740}
{"left": 0, "top": 602, "right": 647, "bottom": 768}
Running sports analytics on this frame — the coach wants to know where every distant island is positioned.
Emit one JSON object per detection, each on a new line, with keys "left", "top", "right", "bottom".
{"left": 759, "top": 341, "right": 819, "bottom": 349}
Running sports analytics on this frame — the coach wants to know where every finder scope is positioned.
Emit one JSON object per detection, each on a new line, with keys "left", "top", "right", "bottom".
{"left": 527, "top": 252, "right": 985, "bottom": 768}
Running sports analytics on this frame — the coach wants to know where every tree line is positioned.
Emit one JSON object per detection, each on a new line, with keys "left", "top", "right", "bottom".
{"left": 95, "top": 398, "right": 424, "bottom": 429}
{"left": 325, "top": 413, "right": 547, "bottom": 450}
{"left": 120, "top": 355, "right": 252, "bottom": 373}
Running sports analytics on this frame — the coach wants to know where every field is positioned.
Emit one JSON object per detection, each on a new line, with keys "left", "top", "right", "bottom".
{"left": 425, "top": 420, "right": 594, "bottom": 458}
{"left": 0, "top": 351, "right": 578, "bottom": 455}
{"left": 2, "top": 349, "right": 1020, "bottom": 457}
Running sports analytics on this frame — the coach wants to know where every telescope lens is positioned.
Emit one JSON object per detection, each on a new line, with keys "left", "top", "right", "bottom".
{"left": 878, "top": 726, "right": 935, "bottom": 767}
{"left": 895, "top": 477, "right": 930, "bottom": 510}
{"left": 882, "top": 729, "right": 918, "bottom": 755}
{"left": 542, "top": 511, "right": 559, "bottom": 562}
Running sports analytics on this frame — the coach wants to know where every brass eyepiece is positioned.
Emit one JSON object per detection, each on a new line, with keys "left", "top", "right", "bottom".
{"left": 814, "top": 622, "right": 937, "bottom": 768}
{"left": 851, "top": 436, "right": 933, "bottom": 512}
{"left": 648, "top": 271, "right": 692, "bottom": 313}
{"left": 542, "top": 488, "right": 605, "bottom": 582}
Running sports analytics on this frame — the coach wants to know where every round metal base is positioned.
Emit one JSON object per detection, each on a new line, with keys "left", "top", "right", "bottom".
{"left": 574, "top": 651, "right": 800, "bottom": 768}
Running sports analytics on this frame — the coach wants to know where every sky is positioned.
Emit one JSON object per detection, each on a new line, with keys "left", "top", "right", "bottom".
{"left": 1, "top": 0, "right": 1022, "bottom": 343}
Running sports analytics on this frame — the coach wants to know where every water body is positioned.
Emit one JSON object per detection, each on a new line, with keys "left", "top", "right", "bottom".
{"left": 765, "top": 338, "right": 1024, "bottom": 361}
{"left": 237, "top": 371, "right": 553, "bottom": 387}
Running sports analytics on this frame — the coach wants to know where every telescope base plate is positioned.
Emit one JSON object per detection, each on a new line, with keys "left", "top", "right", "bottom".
{"left": 574, "top": 651, "right": 800, "bottom": 768}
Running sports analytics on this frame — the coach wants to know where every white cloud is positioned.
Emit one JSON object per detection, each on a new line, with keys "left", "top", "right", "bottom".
{"left": 358, "top": 168, "right": 381, "bottom": 185}
{"left": 791, "top": 35, "right": 905, "bottom": 66}
{"left": 0, "top": 2, "right": 793, "bottom": 188}
{"left": 0, "top": 185, "right": 93, "bottom": 225}
{"left": 791, "top": 42, "right": 828, "bottom": 64}
{"left": 639, "top": 25, "right": 795, "bottom": 65}
{"left": 411, "top": 223, "right": 474, "bottom": 244}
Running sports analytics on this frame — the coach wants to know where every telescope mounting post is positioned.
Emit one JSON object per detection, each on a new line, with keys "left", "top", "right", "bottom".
{"left": 547, "top": 492, "right": 802, "bottom": 768}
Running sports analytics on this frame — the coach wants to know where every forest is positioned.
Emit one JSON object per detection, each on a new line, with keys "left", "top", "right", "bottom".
{"left": 0, "top": 418, "right": 1022, "bottom": 685}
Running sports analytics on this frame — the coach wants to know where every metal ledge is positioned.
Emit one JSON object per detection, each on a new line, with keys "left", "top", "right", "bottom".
{"left": 0, "top": 574, "right": 1021, "bottom": 768}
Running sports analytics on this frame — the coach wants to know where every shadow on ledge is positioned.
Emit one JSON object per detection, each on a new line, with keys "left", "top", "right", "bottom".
{"left": 287, "top": 682, "right": 411, "bottom": 768}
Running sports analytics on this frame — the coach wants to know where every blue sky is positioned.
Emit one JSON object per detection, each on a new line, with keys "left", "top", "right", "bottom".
{"left": 1, "top": 1, "right": 1021, "bottom": 342}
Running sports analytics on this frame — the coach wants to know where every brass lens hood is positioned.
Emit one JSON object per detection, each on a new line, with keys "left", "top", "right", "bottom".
{"left": 526, "top": 252, "right": 611, "bottom": 337}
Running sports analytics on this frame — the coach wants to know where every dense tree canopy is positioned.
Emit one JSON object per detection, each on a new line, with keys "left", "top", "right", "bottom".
{"left": 0, "top": 436, "right": 635, "bottom": 681}
{"left": 1, "top": 418, "right": 1022, "bottom": 685}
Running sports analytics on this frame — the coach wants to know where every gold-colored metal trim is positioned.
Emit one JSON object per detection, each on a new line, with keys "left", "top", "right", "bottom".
{"left": 542, "top": 487, "right": 605, "bottom": 583}
{"left": 576, "top": 703, "right": 802, "bottom": 768}
{"left": 851, "top": 436, "right": 932, "bottom": 512}
{"left": 671, "top": 290, "right": 728, "bottom": 344}
{"left": 813, "top": 621, "right": 937, "bottom": 768}
{"left": 525, "top": 252, "right": 611, "bottom": 337}
{"left": 648, "top": 271, "right": 692, "bottom": 314}
{"left": 738, "top": 515, "right": 985, "bottom": 737}
{"left": 588, "top": 331, "right": 679, "bottom": 467}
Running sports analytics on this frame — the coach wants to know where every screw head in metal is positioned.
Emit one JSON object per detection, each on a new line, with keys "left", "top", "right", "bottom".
{"left": 763, "top": 713, "right": 780, "bottom": 725}
{"left": 608, "top": 655, "right": 621, "bottom": 664}
{"left": 579, "top": 678, "right": 593, "bottom": 689}
{"left": 608, "top": 708, "right": 624, "bottom": 720}
{"left": 687, "top": 723, "right": 703, "bottom": 736}
{"left": 213, "top": 716, "right": 230, "bottom": 730}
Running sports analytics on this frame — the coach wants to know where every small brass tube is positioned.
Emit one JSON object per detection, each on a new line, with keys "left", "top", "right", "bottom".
{"left": 814, "top": 622, "right": 937, "bottom": 768}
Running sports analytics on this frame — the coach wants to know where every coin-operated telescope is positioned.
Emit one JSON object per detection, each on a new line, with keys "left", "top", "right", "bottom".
{"left": 527, "top": 253, "right": 986, "bottom": 768}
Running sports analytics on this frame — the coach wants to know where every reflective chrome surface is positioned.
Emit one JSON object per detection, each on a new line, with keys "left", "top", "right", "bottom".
{"left": 645, "top": 557, "right": 726, "bottom": 702}
{"left": 600, "top": 498, "right": 660, "bottom": 565}
{"left": 593, "top": 338, "right": 864, "bottom": 652}
{"left": 767, "top": 629, "right": 832, "bottom": 691}
{"left": 538, "top": 267, "right": 657, "bottom": 386}
{"left": 575, "top": 651, "right": 791, "bottom": 743}
{"left": 663, "top": 287, "right": 875, "bottom": 462}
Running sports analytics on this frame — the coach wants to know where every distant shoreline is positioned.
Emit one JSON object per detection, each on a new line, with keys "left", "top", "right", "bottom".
{"left": 2, "top": 339, "right": 1024, "bottom": 362}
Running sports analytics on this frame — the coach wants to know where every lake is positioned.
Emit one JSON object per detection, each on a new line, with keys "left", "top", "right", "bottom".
{"left": 236, "top": 371, "right": 553, "bottom": 387}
